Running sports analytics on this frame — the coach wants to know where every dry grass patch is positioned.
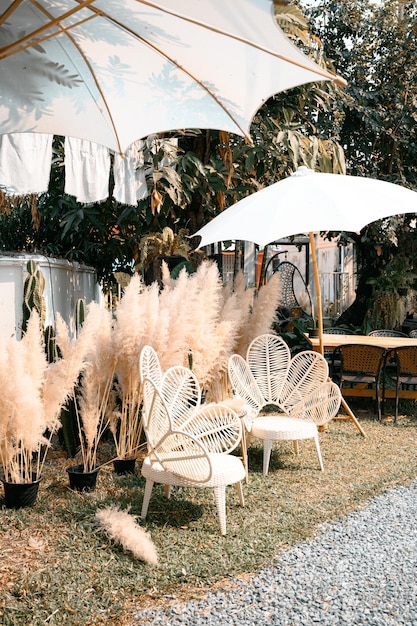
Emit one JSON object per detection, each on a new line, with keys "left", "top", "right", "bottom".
{"left": 0, "top": 408, "right": 416, "bottom": 625}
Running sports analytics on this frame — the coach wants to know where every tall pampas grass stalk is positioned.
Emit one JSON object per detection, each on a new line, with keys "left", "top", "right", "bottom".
{"left": 176, "top": 261, "right": 232, "bottom": 395}
{"left": 234, "top": 270, "right": 281, "bottom": 356}
{"left": 157, "top": 261, "right": 281, "bottom": 402}
{"left": 95, "top": 505, "right": 158, "bottom": 565}
{"left": 75, "top": 304, "right": 115, "bottom": 472}
{"left": 0, "top": 310, "right": 96, "bottom": 483}
{"left": 110, "top": 275, "right": 158, "bottom": 460}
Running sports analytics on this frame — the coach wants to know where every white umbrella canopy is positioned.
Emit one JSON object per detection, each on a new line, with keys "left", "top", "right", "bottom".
{"left": 0, "top": 0, "right": 345, "bottom": 154}
{"left": 195, "top": 166, "right": 417, "bottom": 248}
{"left": 193, "top": 166, "right": 417, "bottom": 354}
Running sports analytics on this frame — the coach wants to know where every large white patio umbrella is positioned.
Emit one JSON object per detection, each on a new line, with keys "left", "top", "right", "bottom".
{"left": 193, "top": 166, "right": 417, "bottom": 355}
{"left": 0, "top": 0, "right": 345, "bottom": 154}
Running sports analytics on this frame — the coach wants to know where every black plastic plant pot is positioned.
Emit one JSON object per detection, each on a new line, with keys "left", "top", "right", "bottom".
{"left": 113, "top": 458, "right": 136, "bottom": 475}
{"left": 66, "top": 464, "right": 99, "bottom": 492}
{"left": 1, "top": 474, "right": 42, "bottom": 508}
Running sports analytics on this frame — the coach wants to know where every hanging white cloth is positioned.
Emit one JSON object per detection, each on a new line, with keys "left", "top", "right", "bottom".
{"left": 64, "top": 137, "right": 110, "bottom": 204}
{"left": 0, "top": 133, "right": 53, "bottom": 195}
{"left": 113, "top": 140, "right": 149, "bottom": 205}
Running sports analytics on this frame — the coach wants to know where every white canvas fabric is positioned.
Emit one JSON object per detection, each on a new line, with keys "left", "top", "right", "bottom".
{"left": 113, "top": 140, "right": 148, "bottom": 206}
{"left": 194, "top": 167, "right": 417, "bottom": 248}
{"left": 64, "top": 137, "right": 110, "bottom": 204}
{"left": 0, "top": 1, "right": 345, "bottom": 154}
{"left": 0, "top": 133, "right": 52, "bottom": 195}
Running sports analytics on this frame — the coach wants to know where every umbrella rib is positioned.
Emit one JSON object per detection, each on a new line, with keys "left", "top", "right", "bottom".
{"left": 136, "top": 0, "right": 346, "bottom": 88}
{"left": 1, "top": 0, "right": 123, "bottom": 154}
{"left": 1, "top": 0, "right": 252, "bottom": 144}
{"left": 0, "top": 0, "right": 98, "bottom": 58}
{"left": 0, "top": 0, "right": 24, "bottom": 27}
{"left": 95, "top": 11, "right": 253, "bottom": 143}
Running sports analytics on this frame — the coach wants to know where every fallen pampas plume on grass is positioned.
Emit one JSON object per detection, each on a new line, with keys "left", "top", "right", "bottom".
{"left": 95, "top": 506, "right": 159, "bottom": 565}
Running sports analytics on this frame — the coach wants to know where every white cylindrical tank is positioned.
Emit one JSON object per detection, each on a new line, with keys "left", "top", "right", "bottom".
{"left": 0, "top": 253, "right": 102, "bottom": 340}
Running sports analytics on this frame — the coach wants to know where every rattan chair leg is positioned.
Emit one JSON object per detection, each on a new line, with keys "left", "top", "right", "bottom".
{"left": 235, "top": 481, "right": 245, "bottom": 507}
{"left": 293, "top": 440, "right": 299, "bottom": 455}
{"left": 240, "top": 428, "right": 249, "bottom": 483}
{"left": 214, "top": 486, "right": 227, "bottom": 535}
{"left": 140, "top": 479, "right": 154, "bottom": 519}
{"left": 314, "top": 435, "right": 324, "bottom": 471}
{"left": 263, "top": 439, "right": 273, "bottom": 475}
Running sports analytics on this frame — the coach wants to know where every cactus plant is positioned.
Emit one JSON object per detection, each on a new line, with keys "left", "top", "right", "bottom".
{"left": 44, "top": 325, "right": 59, "bottom": 363}
{"left": 22, "top": 260, "right": 46, "bottom": 335}
{"left": 75, "top": 298, "right": 86, "bottom": 334}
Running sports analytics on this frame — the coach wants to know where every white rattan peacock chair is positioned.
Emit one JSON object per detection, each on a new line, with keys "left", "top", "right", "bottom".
{"left": 139, "top": 345, "right": 163, "bottom": 387}
{"left": 139, "top": 378, "right": 246, "bottom": 535}
{"left": 228, "top": 334, "right": 342, "bottom": 475}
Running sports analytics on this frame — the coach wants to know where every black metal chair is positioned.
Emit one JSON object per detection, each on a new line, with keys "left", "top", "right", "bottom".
{"left": 368, "top": 329, "right": 408, "bottom": 338}
{"left": 334, "top": 344, "right": 387, "bottom": 421}
{"left": 382, "top": 346, "right": 417, "bottom": 422}
{"left": 323, "top": 327, "right": 357, "bottom": 380}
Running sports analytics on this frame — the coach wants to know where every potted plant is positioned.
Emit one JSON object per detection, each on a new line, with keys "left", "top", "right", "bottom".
{"left": 66, "top": 304, "right": 116, "bottom": 490}
{"left": 106, "top": 277, "right": 153, "bottom": 474}
{"left": 138, "top": 226, "right": 201, "bottom": 284}
{"left": 0, "top": 311, "right": 97, "bottom": 507}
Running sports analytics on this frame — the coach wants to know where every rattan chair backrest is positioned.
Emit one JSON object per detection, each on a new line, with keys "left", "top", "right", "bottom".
{"left": 338, "top": 344, "right": 386, "bottom": 376}
{"left": 389, "top": 345, "right": 417, "bottom": 376}
{"left": 279, "top": 350, "right": 329, "bottom": 411}
{"left": 160, "top": 365, "right": 201, "bottom": 429}
{"left": 139, "top": 345, "right": 163, "bottom": 385}
{"left": 274, "top": 261, "right": 313, "bottom": 317}
{"left": 140, "top": 345, "right": 164, "bottom": 431}
{"left": 246, "top": 334, "right": 290, "bottom": 404}
{"left": 142, "top": 378, "right": 172, "bottom": 447}
{"left": 142, "top": 378, "right": 212, "bottom": 483}
{"left": 228, "top": 354, "right": 265, "bottom": 417}
{"left": 288, "top": 381, "right": 342, "bottom": 425}
{"left": 323, "top": 327, "right": 356, "bottom": 335}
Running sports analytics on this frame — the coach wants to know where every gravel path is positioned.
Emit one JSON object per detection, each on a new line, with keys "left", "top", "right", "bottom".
{"left": 134, "top": 479, "right": 417, "bottom": 625}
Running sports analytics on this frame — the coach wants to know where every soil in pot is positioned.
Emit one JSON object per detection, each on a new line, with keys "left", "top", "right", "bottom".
{"left": 1, "top": 474, "right": 42, "bottom": 508}
{"left": 66, "top": 464, "right": 99, "bottom": 492}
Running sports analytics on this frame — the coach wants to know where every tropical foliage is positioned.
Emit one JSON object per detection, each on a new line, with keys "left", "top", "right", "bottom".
{"left": 304, "top": 0, "right": 417, "bottom": 327}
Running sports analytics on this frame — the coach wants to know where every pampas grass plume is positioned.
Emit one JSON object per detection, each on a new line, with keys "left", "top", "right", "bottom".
{"left": 95, "top": 506, "right": 158, "bottom": 565}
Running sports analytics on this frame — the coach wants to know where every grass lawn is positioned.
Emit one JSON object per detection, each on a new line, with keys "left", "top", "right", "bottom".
{"left": 1, "top": 403, "right": 416, "bottom": 625}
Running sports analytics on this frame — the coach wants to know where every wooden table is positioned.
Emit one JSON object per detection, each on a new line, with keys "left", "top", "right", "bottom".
{"left": 307, "top": 333, "right": 417, "bottom": 352}
{"left": 306, "top": 333, "right": 417, "bottom": 432}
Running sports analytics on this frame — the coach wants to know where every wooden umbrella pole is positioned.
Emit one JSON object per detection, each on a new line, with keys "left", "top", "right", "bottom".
{"left": 309, "top": 232, "right": 324, "bottom": 355}
{"left": 309, "top": 233, "right": 366, "bottom": 438}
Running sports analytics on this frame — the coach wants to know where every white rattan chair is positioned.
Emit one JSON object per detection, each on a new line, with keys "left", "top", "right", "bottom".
{"left": 228, "top": 334, "right": 342, "bottom": 475}
{"left": 139, "top": 345, "right": 163, "bottom": 386}
{"left": 159, "top": 365, "right": 202, "bottom": 428}
{"left": 140, "top": 379, "right": 246, "bottom": 535}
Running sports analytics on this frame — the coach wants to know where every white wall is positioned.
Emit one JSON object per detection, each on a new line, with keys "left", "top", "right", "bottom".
{"left": 0, "top": 253, "right": 102, "bottom": 340}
